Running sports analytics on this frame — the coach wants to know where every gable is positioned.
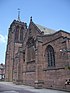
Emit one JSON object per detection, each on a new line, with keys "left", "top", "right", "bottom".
{"left": 28, "top": 21, "right": 42, "bottom": 37}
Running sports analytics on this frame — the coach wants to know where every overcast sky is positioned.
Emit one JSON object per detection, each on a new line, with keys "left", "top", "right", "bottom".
{"left": 0, "top": 0, "right": 70, "bottom": 64}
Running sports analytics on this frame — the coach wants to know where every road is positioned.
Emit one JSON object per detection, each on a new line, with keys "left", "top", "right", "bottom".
{"left": 0, "top": 82, "right": 69, "bottom": 93}
{"left": 0, "top": 82, "right": 35, "bottom": 93}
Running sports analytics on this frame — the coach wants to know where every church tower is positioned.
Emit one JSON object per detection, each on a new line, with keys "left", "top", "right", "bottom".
{"left": 5, "top": 19, "right": 27, "bottom": 81}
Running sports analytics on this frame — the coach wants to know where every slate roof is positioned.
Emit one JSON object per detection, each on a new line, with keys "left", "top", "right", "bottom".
{"left": 36, "top": 24, "right": 56, "bottom": 34}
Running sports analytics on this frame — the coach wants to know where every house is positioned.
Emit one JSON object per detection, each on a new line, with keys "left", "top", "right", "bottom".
{"left": 0, "top": 63, "right": 5, "bottom": 80}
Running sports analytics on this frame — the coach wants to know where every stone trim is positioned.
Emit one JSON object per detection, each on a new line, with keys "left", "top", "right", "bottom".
{"left": 43, "top": 67, "right": 65, "bottom": 71}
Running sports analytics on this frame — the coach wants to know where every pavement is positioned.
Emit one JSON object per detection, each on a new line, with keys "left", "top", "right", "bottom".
{"left": 0, "top": 82, "right": 70, "bottom": 93}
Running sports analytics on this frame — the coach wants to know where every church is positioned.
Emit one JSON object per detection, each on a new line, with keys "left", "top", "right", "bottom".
{"left": 5, "top": 16, "right": 70, "bottom": 90}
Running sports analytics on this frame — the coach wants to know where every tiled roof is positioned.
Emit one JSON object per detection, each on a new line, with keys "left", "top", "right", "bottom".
{"left": 36, "top": 24, "right": 56, "bottom": 34}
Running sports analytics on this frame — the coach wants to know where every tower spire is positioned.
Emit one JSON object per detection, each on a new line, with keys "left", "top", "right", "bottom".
{"left": 18, "top": 8, "right": 20, "bottom": 21}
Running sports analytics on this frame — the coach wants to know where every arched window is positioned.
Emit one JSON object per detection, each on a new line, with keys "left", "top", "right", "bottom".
{"left": 20, "top": 27, "right": 23, "bottom": 41}
{"left": 47, "top": 45, "right": 55, "bottom": 67}
{"left": 15, "top": 26, "right": 19, "bottom": 42}
{"left": 27, "top": 37, "right": 35, "bottom": 62}
{"left": 27, "top": 37, "right": 35, "bottom": 48}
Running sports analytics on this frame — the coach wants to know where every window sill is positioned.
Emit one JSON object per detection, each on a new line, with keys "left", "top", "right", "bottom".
{"left": 43, "top": 67, "right": 65, "bottom": 71}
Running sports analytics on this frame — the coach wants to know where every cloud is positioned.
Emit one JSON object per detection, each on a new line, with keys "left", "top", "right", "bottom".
{"left": 0, "top": 34, "right": 7, "bottom": 43}
{"left": 0, "top": 34, "right": 7, "bottom": 64}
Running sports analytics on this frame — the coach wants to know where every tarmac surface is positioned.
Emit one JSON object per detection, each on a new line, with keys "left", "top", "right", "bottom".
{"left": 0, "top": 82, "right": 69, "bottom": 93}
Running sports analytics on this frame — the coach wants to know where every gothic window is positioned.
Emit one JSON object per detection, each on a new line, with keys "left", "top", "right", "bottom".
{"left": 27, "top": 37, "right": 35, "bottom": 48}
{"left": 47, "top": 45, "right": 55, "bottom": 67}
{"left": 20, "top": 27, "right": 23, "bottom": 41}
{"left": 27, "top": 37, "right": 35, "bottom": 62}
{"left": 15, "top": 26, "right": 19, "bottom": 42}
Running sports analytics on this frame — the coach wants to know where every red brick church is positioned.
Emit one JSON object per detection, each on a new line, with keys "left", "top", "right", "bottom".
{"left": 5, "top": 17, "right": 70, "bottom": 90}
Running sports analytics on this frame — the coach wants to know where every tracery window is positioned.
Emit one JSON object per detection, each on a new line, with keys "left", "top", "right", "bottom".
{"left": 47, "top": 45, "right": 55, "bottom": 67}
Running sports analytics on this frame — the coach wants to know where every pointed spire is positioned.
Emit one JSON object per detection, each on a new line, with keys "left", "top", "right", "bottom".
{"left": 18, "top": 8, "right": 20, "bottom": 21}
{"left": 30, "top": 16, "right": 32, "bottom": 22}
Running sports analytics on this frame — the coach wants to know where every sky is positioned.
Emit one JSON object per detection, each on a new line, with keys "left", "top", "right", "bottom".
{"left": 0, "top": 0, "right": 70, "bottom": 64}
